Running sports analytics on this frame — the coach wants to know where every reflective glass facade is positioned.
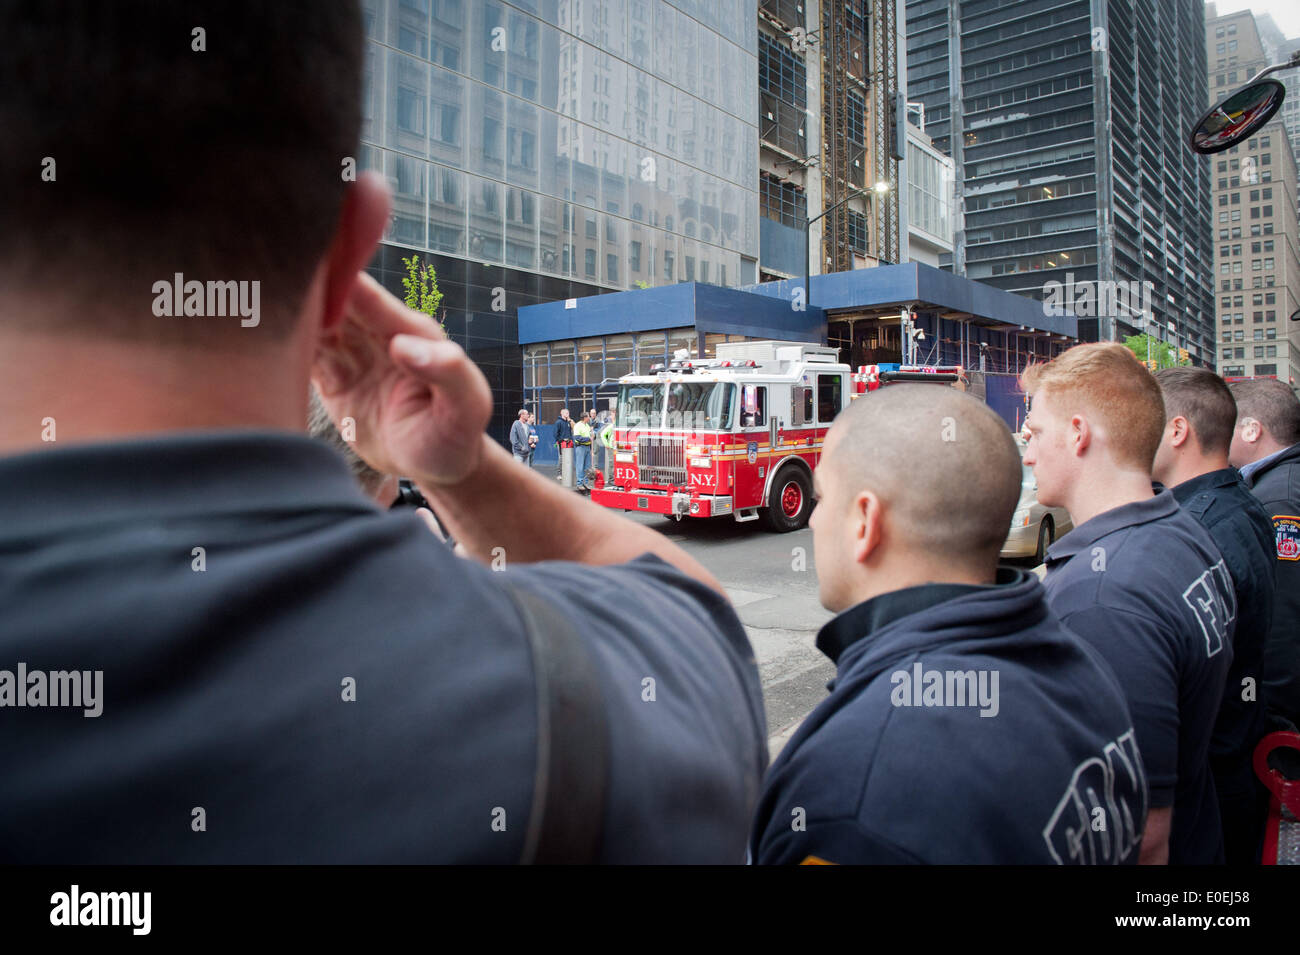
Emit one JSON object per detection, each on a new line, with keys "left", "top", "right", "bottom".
{"left": 359, "top": 0, "right": 759, "bottom": 442}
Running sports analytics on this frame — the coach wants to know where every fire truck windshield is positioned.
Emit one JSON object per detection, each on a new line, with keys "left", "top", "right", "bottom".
{"left": 617, "top": 381, "right": 735, "bottom": 431}
{"left": 618, "top": 384, "right": 666, "bottom": 429}
{"left": 665, "top": 382, "right": 734, "bottom": 431}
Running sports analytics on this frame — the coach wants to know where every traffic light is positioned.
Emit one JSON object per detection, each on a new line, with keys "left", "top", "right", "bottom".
{"left": 1145, "top": 360, "right": 1158, "bottom": 372}
{"left": 1178, "top": 348, "right": 1189, "bottom": 364}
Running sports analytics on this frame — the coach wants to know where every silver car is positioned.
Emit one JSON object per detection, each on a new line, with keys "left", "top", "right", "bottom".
{"left": 1001, "top": 461, "right": 1072, "bottom": 564}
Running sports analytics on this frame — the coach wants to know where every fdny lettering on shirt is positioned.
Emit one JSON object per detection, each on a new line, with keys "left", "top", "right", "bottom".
{"left": 1274, "top": 515, "right": 1300, "bottom": 561}
{"left": 1042, "top": 729, "right": 1147, "bottom": 865}
{"left": 1180, "top": 559, "right": 1236, "bottom": 658}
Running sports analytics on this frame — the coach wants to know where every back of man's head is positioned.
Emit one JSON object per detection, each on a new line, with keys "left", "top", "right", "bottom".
{"left": 1021, "top": 342, "right": 1164, "bottom": 472}
{"left": 1154, "top": 367, "right": 1237, "bottom": 457}
{"left": 825, "top": 385, "right": 1022, "bottom": 573}
{"left": 1229, "top": 378, "right": 1300, "bottom": 447}
{"left": 2, "top": 0, "right": 363, "bottom": 343}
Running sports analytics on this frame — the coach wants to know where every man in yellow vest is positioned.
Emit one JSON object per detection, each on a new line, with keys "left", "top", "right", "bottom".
{"left": 572, "top": 412, "right": 594, "bottom": 491}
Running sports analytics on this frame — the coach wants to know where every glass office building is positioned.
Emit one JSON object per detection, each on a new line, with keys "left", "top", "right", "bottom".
{"left": 906, "top": 0, "right": 1214, "bottom": 358}
{"left": 358, "top": 0, "right": 759, "bottom": 442}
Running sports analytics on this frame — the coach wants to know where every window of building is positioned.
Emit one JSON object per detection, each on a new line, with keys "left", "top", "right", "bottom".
{"left": 1256, "top": 364, "right": 1277, "bottom": 376}
{"left": 760, "top": 175, "right": 807, "bottom": 229}
{"left": 482, "top": 116, "right": 503, "bottom": 161}
{"left": 847, "top": 211, "right": 869, "bottom": 254}
{"left": 584, "top": 248, "right": 596, "bottom": 277}
{"left": 628, "top": 241, "right": 641, "bottom": 272}
{"left": 758, "top": 33, "right": 806, "bottom": 110}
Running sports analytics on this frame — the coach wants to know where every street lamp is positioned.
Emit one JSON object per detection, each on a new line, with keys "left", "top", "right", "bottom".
{"left": 802, "top": 187, "right": 871, "bottom": 309}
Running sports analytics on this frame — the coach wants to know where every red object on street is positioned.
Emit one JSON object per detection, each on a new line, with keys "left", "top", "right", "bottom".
{"left": 1254, "top": 731, "right": 1300, "bottom": 865}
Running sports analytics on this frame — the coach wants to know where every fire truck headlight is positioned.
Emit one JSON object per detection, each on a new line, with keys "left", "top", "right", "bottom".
{"left": 690, "top": 502, "right": 700, "bottom": 514}
{"left": 689, "top": 456, "right": 712, "bottom": 468}
{"left": 616, "top": 452, "right": 634, "bottom": 463}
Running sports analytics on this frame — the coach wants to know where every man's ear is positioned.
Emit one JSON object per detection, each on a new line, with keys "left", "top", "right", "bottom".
{"left": 851, "top": 489, "right": 884, "bottom": 565}
{"left": 321, "top": 171, "right": 392, "bottom": 333}
{"left": 1071, "top": 414, "right": 1091, "bottom": 456}
{"left": 1239, "top": 417, "right": 1263, "bottom": 444}
{"left": 1168, "top": 415, "right": 1191, "bottom": 450}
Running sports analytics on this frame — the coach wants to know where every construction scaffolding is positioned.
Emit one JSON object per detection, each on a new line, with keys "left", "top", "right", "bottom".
{"left": 821, "top": 0, "right": 898, "bottom": 272}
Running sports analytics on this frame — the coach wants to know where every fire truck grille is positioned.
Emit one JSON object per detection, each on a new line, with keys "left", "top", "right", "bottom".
{"left": 637, "top": 436, "right": 687, "bottom": 487}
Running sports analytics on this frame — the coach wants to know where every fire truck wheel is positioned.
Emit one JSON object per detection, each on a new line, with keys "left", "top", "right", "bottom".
{"left": 760, "top": 467, "right": 812, "bottom": 533}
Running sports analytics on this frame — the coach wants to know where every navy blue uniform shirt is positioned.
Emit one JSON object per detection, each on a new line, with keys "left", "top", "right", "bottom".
{"left": 1043, "top": 490, "right": 1235, "bottom": 865}
{"left": 1169, "top": 471, "right": 1274, "bottom": 798}
{"left": 0, "top": 432, "right": 768, "bottom": 863}
{"left": 750, "top": 568, "right": 1147, "bottom": 864}
{"left": 1240, "top": 442, "right": 1300, "bottom": 739}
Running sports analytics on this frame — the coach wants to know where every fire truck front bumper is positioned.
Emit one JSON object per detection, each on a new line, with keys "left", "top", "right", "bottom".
{"left": 591, "top": 487, "right": 733, "bottom": 518}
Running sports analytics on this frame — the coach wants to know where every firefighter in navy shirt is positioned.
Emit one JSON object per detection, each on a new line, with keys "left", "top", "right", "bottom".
{"left": 1152, "top": 368, "right": 1275, "bottom": 864}
{"left": 751, "top": 386, "right": 1147, "bottom": 865}
{"left": 1228, "top": 378, "right": 1300, "bottom": 744}
{"left": 1024, "top": 344, "right": 1235, "bottom": 865}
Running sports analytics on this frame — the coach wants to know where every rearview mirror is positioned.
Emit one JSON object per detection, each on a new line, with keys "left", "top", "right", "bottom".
{"left": 1292, "top": 308, "right": 1300, "bottom": 322}
{"left": 1189, "top": 79, "right": 1285, "bottom": 154}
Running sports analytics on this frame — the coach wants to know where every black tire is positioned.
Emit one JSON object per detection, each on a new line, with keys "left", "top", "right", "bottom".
{"left": 1033, "top": 517, "right": 1053, "bottom": 564}
{"left": 760, "top": 467, "right": 813, "bottom": 533}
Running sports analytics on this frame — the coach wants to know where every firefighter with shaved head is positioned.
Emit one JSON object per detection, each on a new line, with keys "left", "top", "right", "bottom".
{"left": 750, "top": 385, "right": 1146, "bottom": 864}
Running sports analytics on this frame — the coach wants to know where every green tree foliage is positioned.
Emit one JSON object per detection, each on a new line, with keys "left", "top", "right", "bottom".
{"left": 1122, "top": 333, "right": 1187, "bottom": 370}
{"left": 401, "top": 255, "right": 444, "bottom": 328}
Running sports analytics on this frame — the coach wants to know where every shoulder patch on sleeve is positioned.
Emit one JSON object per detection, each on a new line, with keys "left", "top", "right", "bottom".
{"left": 1274, "top": 515, "right": 1300, "bottom": 561}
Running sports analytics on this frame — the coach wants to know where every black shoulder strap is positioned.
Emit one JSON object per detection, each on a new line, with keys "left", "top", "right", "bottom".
{"left": 505, "top": 581, "right": 610, "bottom": 864}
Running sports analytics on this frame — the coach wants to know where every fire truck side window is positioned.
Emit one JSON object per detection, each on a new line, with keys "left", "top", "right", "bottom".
{"left": 817, "top": 374, "right": 843, "bottom": 423}
{"left": 741, "top": 385, "right": 766, "bottom": 428}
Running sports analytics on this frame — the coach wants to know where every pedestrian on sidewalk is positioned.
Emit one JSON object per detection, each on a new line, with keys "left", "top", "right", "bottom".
{"left": 509, "top": 408, "right": 530, "bottom": 464}
{"left": 526, "top": 412, "right": 539, "bottom": 469}
{"left": 554, "top": 408, "right": 573, "bottom": 480}
{"left": 573, "top": 411, "right": 594, "bottom": 491}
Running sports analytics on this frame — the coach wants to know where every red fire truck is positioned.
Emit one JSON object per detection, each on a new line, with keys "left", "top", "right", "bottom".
{"left": 590, "top": 340, "right": 961, "bottom": 532}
